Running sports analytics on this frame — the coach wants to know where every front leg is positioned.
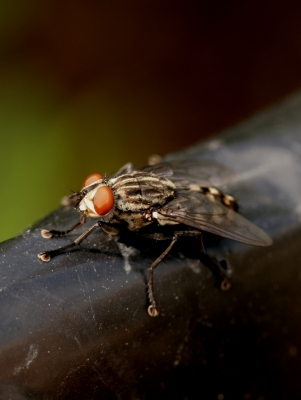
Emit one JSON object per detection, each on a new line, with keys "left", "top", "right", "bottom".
{"left": 41, "top": 213, "right": 87, "bottom": 239}
{"left": 38, "top": 222, "right": 100, "bottom": 262}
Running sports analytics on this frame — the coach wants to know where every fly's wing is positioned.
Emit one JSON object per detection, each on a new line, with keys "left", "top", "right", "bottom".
{"left": 157, "top": 192, "right": 272, "bottom": 246}
{"left": 114, "top": 162, "right": 136, "bottom": 177}
{"left": 141, "top": 159, "right": 234, "bottom": 188}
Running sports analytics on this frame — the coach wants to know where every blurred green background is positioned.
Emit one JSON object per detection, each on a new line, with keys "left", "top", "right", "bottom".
{"left": 1, "top": 0, "right": 301, "bottom": 242}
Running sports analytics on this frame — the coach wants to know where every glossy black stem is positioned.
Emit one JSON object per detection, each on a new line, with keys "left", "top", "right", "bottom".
{"left": 1, "top": 92, "right": 301, "bottom": 399}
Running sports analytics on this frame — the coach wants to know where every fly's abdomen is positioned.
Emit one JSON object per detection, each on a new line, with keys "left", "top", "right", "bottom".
{"left": 110, "top": 171, "right": 176, "bottom": 212}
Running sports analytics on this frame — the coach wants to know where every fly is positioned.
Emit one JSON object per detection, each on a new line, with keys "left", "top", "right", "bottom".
{"left": 38, "top": 159, "right": 272, "bottom": 316}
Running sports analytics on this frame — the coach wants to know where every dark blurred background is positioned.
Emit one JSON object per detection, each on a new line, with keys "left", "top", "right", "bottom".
{"left": 1, "top": 0, "right": 301, "bottom": 242}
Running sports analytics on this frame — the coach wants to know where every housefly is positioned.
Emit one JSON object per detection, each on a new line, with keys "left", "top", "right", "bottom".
{"left": 38, "top": 159, "right": 272, "bottom": 316}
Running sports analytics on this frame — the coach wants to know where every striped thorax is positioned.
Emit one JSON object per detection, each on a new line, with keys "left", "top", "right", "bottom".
{"left": 109, "top": 171, "right": 176, "bottom": 212}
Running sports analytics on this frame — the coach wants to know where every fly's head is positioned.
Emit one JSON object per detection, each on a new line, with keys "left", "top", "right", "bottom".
{"left": 69, "top": 173, "right": 115, "bottom": 219}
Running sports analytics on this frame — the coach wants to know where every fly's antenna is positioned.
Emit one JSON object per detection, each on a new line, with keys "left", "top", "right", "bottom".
{"left": 60, "top": 183, "right": 78, "bottom": 194}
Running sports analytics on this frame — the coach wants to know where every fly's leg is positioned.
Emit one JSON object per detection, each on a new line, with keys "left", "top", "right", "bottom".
{"left": 199, "top": 253, "right": 232, "bottom": 291}
{"left": 41, "top": 213, "right": 87, "bottom": 239}
{"left": 38, "top": 222, "right": 100, "bottom": 262}
{"left": 219, "top": 260, "right": 232, "bottom": 291}
{"left": 147, "top": 229, "right": 202, "bottom": 317}
{"left": 181, "top": 232, "right": 231, "bottom": 290}
{"left": 147, "top": 235, "right": 178, "bottom": 317}
{"left": 147, "top": 229, "right": 232, "bottom": 317}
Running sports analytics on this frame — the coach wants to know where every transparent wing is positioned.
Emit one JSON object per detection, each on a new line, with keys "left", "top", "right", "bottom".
{"left": 141, "top": 159, "right": 235, "bottom": 188}
{"left": 114, "top": 162, "right": 136, "bottom": 177}
{"left": 157, "top": 192, "right": 272, "bottom": 246}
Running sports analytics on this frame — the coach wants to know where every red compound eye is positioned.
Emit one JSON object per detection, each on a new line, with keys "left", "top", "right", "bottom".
{"left": 93, "top": 186, "right": 114, "bottom": 215}
{"left": 83, "top": 173, "right": 103, "bottom": 188}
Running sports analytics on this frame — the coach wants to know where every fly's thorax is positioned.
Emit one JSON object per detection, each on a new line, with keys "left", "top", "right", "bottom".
{"left": 110, "top": 208, "right": 153, "bottom": 231}
{"left": 109, "top": 171, "right": 176, "bottom": 212}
